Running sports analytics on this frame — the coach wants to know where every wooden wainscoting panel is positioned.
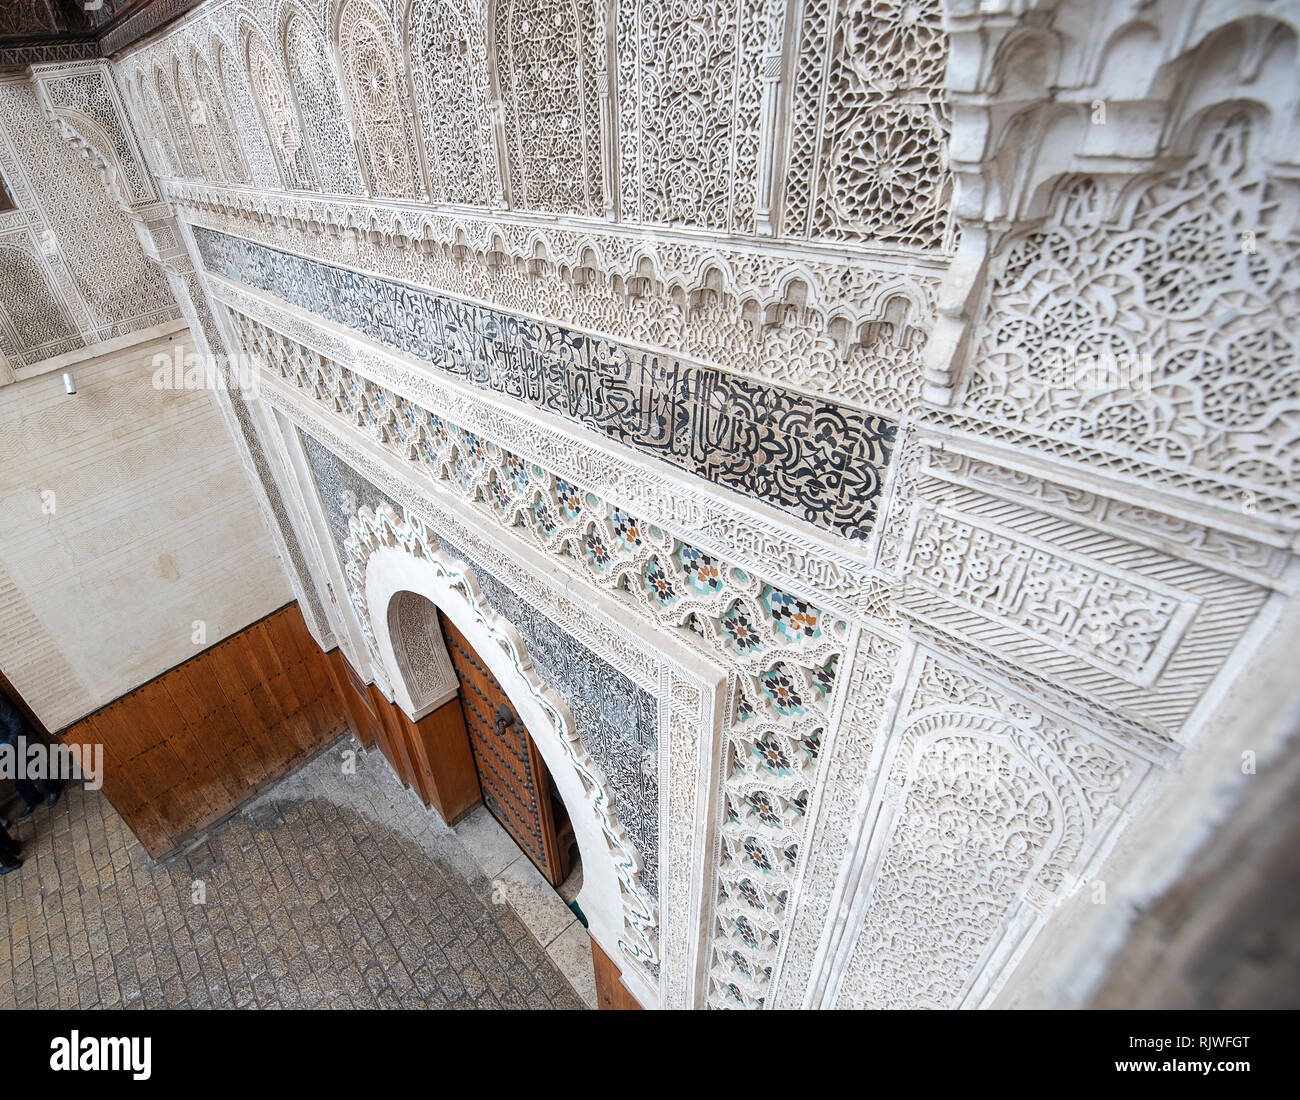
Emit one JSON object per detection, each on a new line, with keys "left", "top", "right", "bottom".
{"left": 74, "top": 709, "right": 171, "bottom": 849}
{"left": 366, "top": 685, "right": 403, "bottom": 780}
{"left": 591, "top": 940, "right": 645, "bottom": 1011}
{"left": 325, "top": 650, "right": 381, "bottom": 751}
{"left": 376, "top": 692, "right": 419, "bottom": 794}
{"left": 327, "top": 647, "right": 481, "bottom": 825}
{"left": 59, "top": 604, "right": 347, "bottom": 858}
{"left": 405, "top": 699, "right": 480, "bottom": 824}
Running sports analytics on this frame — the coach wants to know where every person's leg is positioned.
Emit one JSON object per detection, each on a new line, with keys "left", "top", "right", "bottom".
{"left": 10, "top": 734, "right": 55, "bottom": 813}
{"left": 0, "top": 823, "right": 20, "bottom": 870}
{"left": 14, "top": 775, "right": 40, "bottom": 816}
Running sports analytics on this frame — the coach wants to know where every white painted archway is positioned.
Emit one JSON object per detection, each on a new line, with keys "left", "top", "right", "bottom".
{"left": 356, "top": 534, "right": 659, "bottom": 1000}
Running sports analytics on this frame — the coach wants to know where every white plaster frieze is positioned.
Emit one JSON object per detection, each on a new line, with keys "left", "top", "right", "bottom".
{"left": 915, "top": 427, "right": 1299, "bottom": 592}
{"left": 898, "top": 468, "right": 1273, "bottom": 741}
{"left": 166, "top": 179, "right": 945, "bottom": 418}
{"left": 204, "top": 270, "right": 902, "bottom": 632}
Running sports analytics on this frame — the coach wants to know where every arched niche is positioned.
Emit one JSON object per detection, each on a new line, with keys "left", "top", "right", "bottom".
{"left": 152, "top": 61, "right": 199, "bottom": 177}
{"left": 384, "top": 588, "right": 458, "bottom": 718}
{"left": 281, "top": 6, "right": 367, "bottom": 196}
{"left": 193, "top": 48, "right": 249, "bottom": 185}
{"left": 359, "top": 539, "right": 658, "bottom": 991}
{"left": 333, "top": 0, "right": 427, "bottom": 200}
{"left": 243, "top": 20, "right": 316, "bottom": 190}
{"left": 487, "top": 0, "right": 605, "bottom": 215}
{"left": 402, "top": 0, "right": 501, "bottom": 206}
{"left": 0, "top": 243, "right": 80, "bottom": 365}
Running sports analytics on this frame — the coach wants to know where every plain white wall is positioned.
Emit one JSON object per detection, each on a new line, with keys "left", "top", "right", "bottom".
{"left": 0, "top": 328, "right": 291, "bottom": 729}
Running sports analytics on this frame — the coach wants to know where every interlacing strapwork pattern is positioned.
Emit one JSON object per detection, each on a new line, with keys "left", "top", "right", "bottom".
{"left": 834, "top": 656, "right": 1138, "bottom": 1009}
{"left": 958, "top": 114, "right": 1300, "bottom": 517}
{"left": 228, "top": 308, "right": 853, "bottom": 1000}
{"left": 285, "top": 14, "right": 366, "bottom": 196}
{"left": 337, "top": 0, "right": 423, "bottom": 199}
{"left": 194, "top": 53, "right": 248, "bottom": 185}
{"left": 616, "top": 0, "right": 764, "bottom": 230}
{"left": 407, "top": 0, "right": 500, "bottom": 207}
{"left": 783, "top": 0, "right": 951, "bottom": 248}
{"left": 771, "top": 626, "right": 899, "bottom": 1006}
{"left": 494, "top": 0, "right": 605, "bottom": 214}
{"left": 705, "top": 613, "right": 845, "bottom": 1009}
{"left": 246, "top": 29, "right": 314, "bottom": 190}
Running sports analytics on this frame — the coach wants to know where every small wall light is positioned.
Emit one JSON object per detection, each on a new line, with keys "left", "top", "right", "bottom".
{"left": 62, "top": 371, "right": 76, "bottom": 395}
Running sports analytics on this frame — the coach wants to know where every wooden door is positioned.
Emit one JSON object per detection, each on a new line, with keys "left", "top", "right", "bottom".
{"left": 439, "top": 612, "right": 571, "bottom": 886}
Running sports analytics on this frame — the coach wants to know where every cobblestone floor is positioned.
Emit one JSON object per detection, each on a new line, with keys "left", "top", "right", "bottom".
{"left": 0, "top": 737, "right": 587, "bottom": 1009}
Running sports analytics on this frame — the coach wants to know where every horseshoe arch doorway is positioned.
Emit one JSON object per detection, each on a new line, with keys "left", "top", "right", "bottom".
{"left": 351, "top": 541, "right": 652, "bottom": 1008}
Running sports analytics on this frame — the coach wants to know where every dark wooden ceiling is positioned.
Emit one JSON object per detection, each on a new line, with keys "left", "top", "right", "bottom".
{"left": 0, "top": 0, "right": 205, "bottom": 65}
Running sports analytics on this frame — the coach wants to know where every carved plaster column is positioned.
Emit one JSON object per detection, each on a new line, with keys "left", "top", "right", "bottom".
{"left": 754, "top": 0, "right": 794, "bottom": 235}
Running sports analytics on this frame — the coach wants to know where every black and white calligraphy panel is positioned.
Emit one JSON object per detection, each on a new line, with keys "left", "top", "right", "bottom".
{"left": 195, "top": 227, "right": 895, "bottom": 541}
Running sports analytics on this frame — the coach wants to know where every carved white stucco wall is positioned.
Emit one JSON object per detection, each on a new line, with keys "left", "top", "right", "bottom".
{"left": 4, "top": 0, "right": 1285, "bottom": 1009}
